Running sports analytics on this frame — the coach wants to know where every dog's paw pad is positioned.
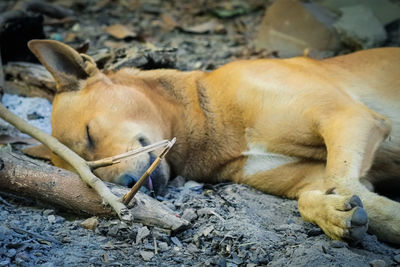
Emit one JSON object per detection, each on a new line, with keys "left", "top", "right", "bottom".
{"left": 348, "top": 195, "right": 363, "bottom": 209}
{"left": 351, "top": 207, "right": 368, "bottom": 226}
{"left": 346, "top": 206, "right": 368, "bottom": 243}
{"left": 349, "top": 224, "right": 368, "bottom": 242}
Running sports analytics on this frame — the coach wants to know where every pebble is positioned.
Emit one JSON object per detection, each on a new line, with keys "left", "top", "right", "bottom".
{"left": 47, "top": 215, "right": 56, "bottom": 224}
{"left": 6, "top": 248, "right": 16, "bottom": 257}
{"left": 158, "top": 242, "right": 169, "bottom": 251}
{"left": 140, "top": 251, "right": 154, "bottom": 261}
{"left": 370, "top": 259, "right": 386, "bottom": 267}
{"left": 393, "top": 255, "right": 400, "bottom": 264}
{"left": 307, "top": 228, "right": 323, "bottom": 237}
{"left": 43, "top": 209, "right": 54, "bottom": 216}
{"left": 136, "top": 226, "right": 150, "bottom": 244}
{"left": 184, "top": 180, "right": 203, "bottom": 190}
{"left": 200, "top": 225, "right": 214, "bottom": 237}
{"left": 81, "top": 217, "right": 99, "bottom": 231}
{"left": 187, "top": 243, "right": 198, "bottom": 253}
{"left": 182, "top": 208, "right": 198, "bottom": 222}
{"left": 0, "top": 259, "right": 10, "bottom": 267}
{"left": 330, "top": 240, "right": 346, "bottom": 248}
{"left": 171, "top": 236, "right": 182, "bottom": 247}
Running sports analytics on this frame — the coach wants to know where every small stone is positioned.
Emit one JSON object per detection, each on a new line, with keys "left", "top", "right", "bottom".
{"left": 6, "top": 249, "right": 16, "bottom": 258}
{"left": 171, "top": 236, "right": 182, "bottom": 247}
{"left": 187, "top": 243, "right": 198, "bottom": 253}
{"left": 182, "top": 208, "right": 198, "bottom": 222}
{"left": 72, "top": 23, "right": 80, "bottom": 32}
{"left": 136, "top": 226, "right": 150, "bottom": 244}
{"left": 47, "top": 215, "right": 56, "bottom": 224}
{"left": 333, "top": 5, "right": 386, "bottom": 49}
{"left": 43, "top": 209, "right": 54, "bottom": 216}
{"left": 307, "top": 228, "right": 323, "bottom": 237}
{"left": 393, "top": 255, "right": 400, "bottom": 264}
{"left": 197, "top": 208, "right": 214, "bottom": 217}
{"left": 184, "top": 180, "right": 203, "bottom": 190}
{"left": 256, "top": 0, "right": 340, "bottom": 57}
{"left": 193, "top": 61, "right": 202, "bottom": 69}
{"left": 200, "top": 225, "right": 214, "bottom": 237}
{"left": 140, "top": 250, "right": 154, "bottom": 261}
{"left": 81, "top": 217, "right": 99, "bottom": 231}
{"left": 370, "top": 259, "right": 386, "bottom": 267}
{"left": 0, "top": 259, "right": 11, "bottom": 267}
{"left": 158, "top": 241, "right": 169, "bottom": 251}
{"left": 246, "top": 264, "right": 257, "bottom": 267}
{"left": 330, "top": 240, "right": 346, "bottom": 248}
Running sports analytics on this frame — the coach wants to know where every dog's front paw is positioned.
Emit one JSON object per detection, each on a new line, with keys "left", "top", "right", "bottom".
{"left": 298, "top": 191, "right": 368, "bottom": 243}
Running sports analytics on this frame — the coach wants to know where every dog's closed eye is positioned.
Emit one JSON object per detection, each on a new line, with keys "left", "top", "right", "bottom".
{"left": 138, "top": 136, "right": 150, "bottom": 147}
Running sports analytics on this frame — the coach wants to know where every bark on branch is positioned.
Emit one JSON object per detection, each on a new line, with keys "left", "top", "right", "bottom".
{"left": 0, "top": 149, "right": 189, "bottom": 231}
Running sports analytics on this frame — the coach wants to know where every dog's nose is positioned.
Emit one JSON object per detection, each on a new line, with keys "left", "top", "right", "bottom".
{"left": 118, "top": 173, "right": 154, "bottom": 194}
{"left": 118, "top": 173, "right": 139, "bottom": 187}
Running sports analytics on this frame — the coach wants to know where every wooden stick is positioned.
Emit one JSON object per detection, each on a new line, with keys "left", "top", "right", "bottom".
{"left": 0, "top": 150, "right": 189, "bottom": 231}
{"left": 0, "top": 103, "right": 131, "bottom": 221}
{"left": 123, "top": 138, "right": 176, "bottom": 205}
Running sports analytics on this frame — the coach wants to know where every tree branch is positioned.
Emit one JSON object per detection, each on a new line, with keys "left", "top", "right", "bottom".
{"left": 0, "top": 149, "right": 189, "bottom": 231}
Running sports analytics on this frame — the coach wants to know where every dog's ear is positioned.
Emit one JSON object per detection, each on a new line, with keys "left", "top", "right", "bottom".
{"left": 22, "top": 144, "right": 52, "bottom": 160}
{"left": 28, "top": 40, "right": 96, "bottom": 92}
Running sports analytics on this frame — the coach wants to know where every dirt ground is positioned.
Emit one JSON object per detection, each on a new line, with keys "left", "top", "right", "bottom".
{"left": 1, "top": 0, "right": 400, "bottom": 266}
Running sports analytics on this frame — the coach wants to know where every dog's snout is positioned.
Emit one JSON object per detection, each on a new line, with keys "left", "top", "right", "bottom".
{"left": 118, "top": 173, "right": 140, "bottom": 187}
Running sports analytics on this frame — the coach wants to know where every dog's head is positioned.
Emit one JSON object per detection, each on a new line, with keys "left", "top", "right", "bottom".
{"left": 28, "top": 40, "right": 170, "bottom": 195}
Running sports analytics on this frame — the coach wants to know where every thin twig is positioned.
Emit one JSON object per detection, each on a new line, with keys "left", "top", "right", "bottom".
{"left": 9, "top": 224, "right": 61, "bottom": 245}
{"left": 8, "top": 151, "right": 40, "bottom": 166}
{"left": 87, "top": 139, "right": 170, "bottom": 169}
{"left": 123, "top": 137, "right": 176, "bottom": 205}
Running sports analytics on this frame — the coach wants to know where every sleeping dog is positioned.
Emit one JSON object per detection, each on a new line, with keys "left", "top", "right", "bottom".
{"left": 28, "top": 40, "right": 400, "bottom": 244}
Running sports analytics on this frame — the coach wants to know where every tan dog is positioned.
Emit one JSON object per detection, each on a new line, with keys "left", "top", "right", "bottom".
{"left": 27, "top": 40, "right": 400, "bottom": 244}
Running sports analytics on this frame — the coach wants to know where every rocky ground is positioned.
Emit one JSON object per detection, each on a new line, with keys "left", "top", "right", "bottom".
{"left": 1, "top": 0, "right": 400, "bottom": 266}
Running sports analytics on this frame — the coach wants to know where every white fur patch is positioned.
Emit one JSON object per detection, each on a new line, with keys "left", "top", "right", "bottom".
{"left": 242, "top": 144, "right": 298, "bottom": 176}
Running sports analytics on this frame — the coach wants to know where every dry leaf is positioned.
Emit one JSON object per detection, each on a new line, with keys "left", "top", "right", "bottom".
{"left": 104, "top": 24, "right": 137, "bottom": 39}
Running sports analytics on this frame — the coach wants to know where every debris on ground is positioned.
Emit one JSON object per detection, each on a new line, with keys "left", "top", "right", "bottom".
{"left": 0, "top": 0, "right": 400, "bottom": 266}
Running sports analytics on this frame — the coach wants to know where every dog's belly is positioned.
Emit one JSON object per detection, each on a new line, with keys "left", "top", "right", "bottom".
{"left": 242, "top": 144, "right": 299, "bottom": 176}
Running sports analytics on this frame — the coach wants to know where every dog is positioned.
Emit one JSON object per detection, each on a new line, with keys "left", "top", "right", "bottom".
{"left": 27, "top": 40, "right": 400, "bottom": 244}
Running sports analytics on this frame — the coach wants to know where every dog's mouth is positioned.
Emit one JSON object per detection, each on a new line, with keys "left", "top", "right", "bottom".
{"left": 117, "top": 153, "right": 169, "bottom": 196}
